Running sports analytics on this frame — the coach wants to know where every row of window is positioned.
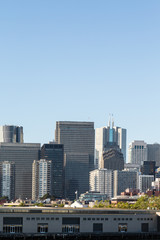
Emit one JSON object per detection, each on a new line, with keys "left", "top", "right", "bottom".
{"left": 83, "top": 217, "right": 153, "bottom": 221}
{"left": 26, "top": 217, "right": 59, "bottom": 221}
{"left": 26, "top": 217, "right": 153, "bottom": 222}
{"left": 83, "top": 218, "right": 108, "bottom": 221}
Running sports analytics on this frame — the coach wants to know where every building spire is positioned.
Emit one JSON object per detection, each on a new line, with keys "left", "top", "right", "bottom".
{"left": 112, "top": 114, "right": 114, "bottom": 128}
{"left": 108, "top": 114, "right": 111, "bottom": 127}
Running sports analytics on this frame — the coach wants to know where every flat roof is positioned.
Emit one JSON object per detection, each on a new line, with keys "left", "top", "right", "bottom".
{"left": 0, "top": 207, "right": 157, "bottom": 215}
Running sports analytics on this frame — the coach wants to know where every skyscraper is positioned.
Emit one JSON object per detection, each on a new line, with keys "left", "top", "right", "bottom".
{"left": 147, "top": 143, "right": 160, "bottom": 167}
{"left": 128, "top": 141, "right": 147, "bottom": 165}
{"left": 95, "top": 118, "right": 127, "bottom": 168}
{"left": 41, "top": 143, "right": 64, "bottom": 199}
{"left": 55, "top": 121, "right": 95, "bottom": 200}
{"left": 0, "top": 143, "right": 40, "bottom": 199}
{"left": 0, "top": 125, "right": 23, "bottom": 143}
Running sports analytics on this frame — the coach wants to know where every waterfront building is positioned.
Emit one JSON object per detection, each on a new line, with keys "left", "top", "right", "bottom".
{"left": 41, "top": 143, "right": 64, "bottom": 198}
{"left": 0, "top": 207, "right": 157, "bottom": 236}
{"left": 0, "top": 161, "right": 15, "bottom": 200}
{"left": 0, "top": 143, "right": 40, "bottom": 199}
{"left": 114, "top": 170, "right": 138, "bottom": 197}
{"left": 55, "top": 121, "right": 95, "bottom": 200}
{"left": 89, "top": 168, "right": 113, "bottom": 198}
{"left": 0, "top": 125, "right": 23, "bottom": 143}
{"left": 128, "top": 140, "right": 147, "bottom": 165}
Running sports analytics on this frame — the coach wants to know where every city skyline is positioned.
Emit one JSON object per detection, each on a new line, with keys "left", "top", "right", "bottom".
{"left": 0, "top": 1, "right": 160, "bottom": 147}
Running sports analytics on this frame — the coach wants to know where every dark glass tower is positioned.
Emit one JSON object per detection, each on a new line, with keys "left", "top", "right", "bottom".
{"left": 41, "top": 143, "right": 64, "bottom": 199}
{"left": 55, "top": 121, "right": 95, "bottom": 200}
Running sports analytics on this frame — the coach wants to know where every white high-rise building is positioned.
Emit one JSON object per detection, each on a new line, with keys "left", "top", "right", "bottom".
{"left": 89, "top": 168, "right": 113, "bottom": 198}
{"left": 32, "top": 159, "right": 52, "bottom": 200}
{"left": 1, "top": 161, "right": 15, "bottom": 200}
{"left": 128, "top": 141, "right": 147, "bottom": 165}
{"left": 95, "top": 118, "right": 127, "bottom": 168}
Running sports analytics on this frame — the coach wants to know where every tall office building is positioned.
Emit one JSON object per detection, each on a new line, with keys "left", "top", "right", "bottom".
{"left": 128, "top": 141, "right": 147, "bottom": 165}
{"left": 65, "top": 153, "right": 90, "bottom": 200}
{"left": 95, "top": 118, "right": 126, "bottom": 168}
{"left": 0, "top": 161, "right": 15, "bottom": 200}
{"left": 89, "top": 168, "right": 113, "bottom": 198}
{"left": 114, "top": 170, "right": 138, "bottom": 197}
{"left": 55, "top": 121, "right": 95, "bottom": 200}
{"left": 147, "top": 143, "right": 160, "bottom": 167}
{"left": 41, "top": 143, "right": 64, "bottom": 199}
{"left": 0, "top": 125, "right": 23, "bottom": 143}
{"left": 0, "top": 143, "right": 40, "bottom": 199}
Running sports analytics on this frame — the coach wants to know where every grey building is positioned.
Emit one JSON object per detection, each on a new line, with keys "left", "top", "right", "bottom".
{"left": 0, "top": 143, "right": 40, "bottom": 199}
{"left": 41, "top": 143, "right": 64, "bottom": 199}
{"left": 64, "top": 153, "right": 90, "bottom": 200}
{"left": 0, "top": 125, "right": 23, "bottom": 143}
{"left": 147, "top": 143, "right": 160, "bottom": 167}
{"left": 55, "top": 121, "right": 95, "bottom": 200}
{"left": 114, "top": 170, "right": 138, "bottom": 197}
{"left": 0, "top": 207, "right": 157, "bottom": 235}
{"left": 138, "top": 175, "right": 154, "bottom": 193}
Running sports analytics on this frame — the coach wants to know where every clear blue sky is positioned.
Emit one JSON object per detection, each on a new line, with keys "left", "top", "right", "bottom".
{"left": 0, "top": 1, "right": 160, "bottom": 149}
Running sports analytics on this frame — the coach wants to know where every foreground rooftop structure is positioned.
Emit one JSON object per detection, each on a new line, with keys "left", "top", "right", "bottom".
{"left": 0, "top": 207, "right": 159, "bottom": 238}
